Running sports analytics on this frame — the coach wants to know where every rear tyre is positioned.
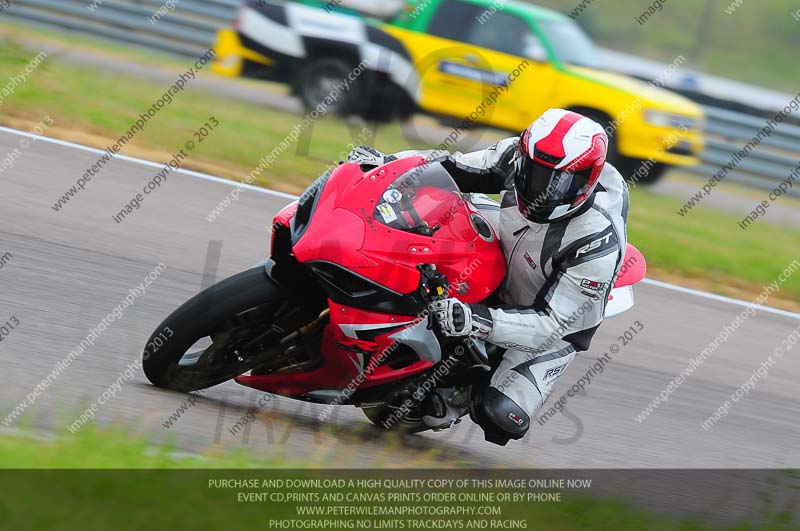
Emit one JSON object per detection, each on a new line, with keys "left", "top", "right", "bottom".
{"left": 142, "top": 267, "right": 290, "bottom": 393}
{"left": 296, "top": 58, "right": 414, "bottom": 123}
{"left": 297, "top": 57, "right": 360, "bottom": 116}
{"left": 361, "top": 405, "right": 431, "bottom": 434}
{"left": 361, "top": 78, "right": 416, "bottom": 123}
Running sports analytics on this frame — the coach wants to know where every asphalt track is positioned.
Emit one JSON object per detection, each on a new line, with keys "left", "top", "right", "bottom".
{"left": 1, "top": 127, "right": 799, "bottom": 476}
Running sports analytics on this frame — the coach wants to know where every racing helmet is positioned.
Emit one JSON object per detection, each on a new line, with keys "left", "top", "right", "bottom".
{"left": 514, "top": 109, "right": 608, "bottom": 223}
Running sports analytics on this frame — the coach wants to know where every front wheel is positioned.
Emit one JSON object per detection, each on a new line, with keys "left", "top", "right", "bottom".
{"left": 142, "top": 266, "right": 292, "bottom": 393}
{"left": 617, "top": 159, "right": 668, "bottom": 185}
{"left": 574, "top": 110, "right": 668, "bottom": 185}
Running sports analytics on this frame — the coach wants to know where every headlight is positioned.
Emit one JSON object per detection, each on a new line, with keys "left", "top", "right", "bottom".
{"left": 643, "top": 109, "right": 697, "bottom": 130}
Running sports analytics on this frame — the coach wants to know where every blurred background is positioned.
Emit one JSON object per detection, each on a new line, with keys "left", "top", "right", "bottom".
{"left": 537, "top": 0, "right": 799, "bottom": 92}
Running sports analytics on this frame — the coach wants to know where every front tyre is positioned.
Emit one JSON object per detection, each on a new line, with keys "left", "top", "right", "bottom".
{"left": 142, "top": 266, "right": 290, "bottom": 393}
{"left": 577, "top": 110, "right": 668, "bottom": 186}
{"left": 617, "top": 158, "right": 668, "bottom": 185}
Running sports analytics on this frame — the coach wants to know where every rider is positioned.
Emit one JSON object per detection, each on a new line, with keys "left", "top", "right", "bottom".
{"left": 348, "top": 109, "right": 629, "bottom": 446}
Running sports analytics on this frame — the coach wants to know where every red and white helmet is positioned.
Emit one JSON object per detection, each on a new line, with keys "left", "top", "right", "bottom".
{"left": 514, "top": 109, "right": 608, "bottom": 223}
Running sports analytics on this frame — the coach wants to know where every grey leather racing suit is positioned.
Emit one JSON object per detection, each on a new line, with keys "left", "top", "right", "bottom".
{"left": 390, "top": 137, "right": 629, "bottom": 444}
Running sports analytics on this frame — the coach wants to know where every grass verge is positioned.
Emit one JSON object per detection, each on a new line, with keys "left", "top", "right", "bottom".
{"left": 0, "top": 427, "right": 293, "bottom": 468}
{"left": 1, "top": 429, "right": 793, "bottom": 531}
{"left": 0, "top": 29, "right": 797, "bottom": 308}
{"left": 628, "top": 190, "right": 800, "bottom": 310}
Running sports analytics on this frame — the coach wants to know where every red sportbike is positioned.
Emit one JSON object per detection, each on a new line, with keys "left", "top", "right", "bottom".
{"left": 143, "top": 157, "right": 646, "bottom": 432}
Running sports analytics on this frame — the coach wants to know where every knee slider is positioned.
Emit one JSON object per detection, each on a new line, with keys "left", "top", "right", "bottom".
{"left": 470, "top": 386, "right": 530, "bottom": 446}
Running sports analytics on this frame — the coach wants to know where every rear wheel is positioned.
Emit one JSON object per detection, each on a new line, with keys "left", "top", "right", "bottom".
{"left": 296, "top": 58, "right": 414, "bottom": 123}
{"left": 361, "top": 405, "right": 431, "bottom": 434}
{"left": 142, "top": 267, "right": 295, "bottom": 393}
{"left": 297, "top": 57, "right": 360, "bottom": 116}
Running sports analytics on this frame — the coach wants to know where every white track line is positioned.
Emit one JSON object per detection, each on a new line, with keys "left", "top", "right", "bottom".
{"left": 0, "top": 125, "right": 298, "bottom": 200}
{"left": 3, "top": 125, "right": 799, "bottom": 320}
{"left": 641, "top": 279, "right": 799, "bottom": 320}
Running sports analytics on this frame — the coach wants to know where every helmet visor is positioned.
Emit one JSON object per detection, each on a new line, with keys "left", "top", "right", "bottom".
{"left": 515, "top": 156, "right": 593, "bottom": 209}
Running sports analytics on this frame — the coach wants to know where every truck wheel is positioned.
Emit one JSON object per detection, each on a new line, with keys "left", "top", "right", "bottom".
{"left": 616, "top": 159, "right": 668, "bottom": 185}
{"left": 578, "top": 110, "right": 667, "bottom": 186}
{"left": 361, "top": 79, "right": 415, "bottom": 123}
{"left": 297, "top": 57, "right": 360, "bottom": 116}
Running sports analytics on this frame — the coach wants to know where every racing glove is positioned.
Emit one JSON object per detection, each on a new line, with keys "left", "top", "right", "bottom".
{"left": 347, "top": 145, "right": 393, "bottom": 167}
{"left": 429, "top": 298, "right": 493, "bottom": 340}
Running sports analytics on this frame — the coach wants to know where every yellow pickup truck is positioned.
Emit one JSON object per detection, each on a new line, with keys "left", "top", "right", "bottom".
{"left": 213, "top": 0, "right": 704, "bottom": 183}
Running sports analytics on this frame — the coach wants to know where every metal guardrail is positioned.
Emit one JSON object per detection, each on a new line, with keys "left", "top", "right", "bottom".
{"left": 695, "top": 105, "right": 800, "bottom": 195}
{"left": 3, "top": 0, "right": 799, "bottom": 195}
{"left": 6, "top": 0, "right": 234, "bottom": 56}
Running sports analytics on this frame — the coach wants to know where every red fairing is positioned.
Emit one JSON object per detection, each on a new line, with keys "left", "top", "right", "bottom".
{"left": 236, "top": 301, "right": 435, "bottom": 396}
{"left": 614, "top": 244, "right": 647, "bottom": 288}
{"left": 273, "top": 201, "right": 298, "bottom": 231}
{"left": 238, "top": 157, "right": 506, "bottom": 398}
{"left": 271, "top": 201, "right": 297, "bottom": 253}
{"left": 292, "top": 157, "right": 506, "bottom": 303}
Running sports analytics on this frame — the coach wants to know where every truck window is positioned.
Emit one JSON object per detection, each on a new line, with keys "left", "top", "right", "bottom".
{"left": 428, "top": 1, "right": 542, "bottom": 60}
{"left": 537, "top": 21, "right": 600, "bottom": 67}
{"left": 467, "top": 11, "right": 539, "bottom": 58}
{"left": 427, "top": 0, "right": 485, "bottom": 42}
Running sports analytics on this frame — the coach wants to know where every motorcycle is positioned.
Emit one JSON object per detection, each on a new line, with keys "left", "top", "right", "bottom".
{"left": 143, "top": 156, "right": 647, "bottom": 432}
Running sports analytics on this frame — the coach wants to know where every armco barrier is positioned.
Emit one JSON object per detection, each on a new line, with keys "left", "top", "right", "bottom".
{"left": 3, "top": 0, "right": 799, "bottom": 195}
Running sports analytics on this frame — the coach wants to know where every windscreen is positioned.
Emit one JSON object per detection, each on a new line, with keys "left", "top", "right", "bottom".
{"left": 538, "top": 21, "right": 601, "bottom": 68}
{"left": 372, "top": 162, "right": 464, "bottom": 236}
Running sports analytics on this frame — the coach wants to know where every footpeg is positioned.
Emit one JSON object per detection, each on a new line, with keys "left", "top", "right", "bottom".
{"left": 421, "top": 388, "right": 468, "bottom": 431}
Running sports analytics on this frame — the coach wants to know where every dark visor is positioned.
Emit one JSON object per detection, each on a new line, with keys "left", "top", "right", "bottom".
{"left": 515, "top": 156, "right": 592, "bottom": 208}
